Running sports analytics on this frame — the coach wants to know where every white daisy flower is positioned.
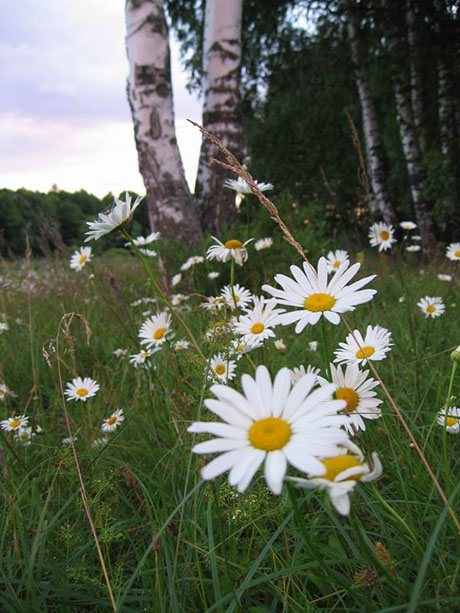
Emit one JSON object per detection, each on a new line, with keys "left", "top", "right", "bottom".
{"left": 171, "top": 273, "right": 182, "bottom": 287}
{"left": 446, "top": 243, "right": 460, "bottom": 261}
{"left": 325, "top": 250, "right": 349, "bottom": 272}
{"left": 139, "top": 248, "right": 157, "bottom": 257}
{"left": 14, "top": 426, "right": 35, "bottom": 446}
{"left": 130, "top": 297, "right": 156, "bottom": 307}
{"left": 400, "top": 221, "right": 417, "bottom": 231}
{"left": 221, "top": 284, "right": 253, "bottom": 309}
{"left": 406, "top": 245, "right": 421, "bottom": 252}
{"left": 287, "top": 441, "right": 382, "bottom": 515}
{"left": 174, "top": 339, "right": 190, "bottom": 351}
{"left": 92, "top": 437, "right": 109, "bottom": 449}
{"left": 230, "top": 338, "right": 263, "bottom": 359}
{"left": 438, "top": 274, "right": 452, "bottom": 282}
{"left": 255, "top": 238, "right": 273, "bottom": 251}
{"left": 209, "top": 354, "right": 237, "bottom": 382}
{"left": 417, "top": 296, "right": 445, "bottom": 319}
{"left": 208, "top": 271, "right": 220, "bottom": 280}
{"left": 65, "top": 377, "right": 100, "bottom": 402}
{"left": 1, "top": 415, "right": 29, "bottom": 431}
{"left": 309, "top": 341, "right": 318, "bottom": 352}
{"left": 180, "top": 256, "right": 205, "bottom": 271}
{"left": 126, "top": 231, "right": 160, "bottom": 247}
{"left": 200, "top": 296, "right": 227, "bottom": 311}
{"left": 223, "top": 177, "right": 273, "bottom": 194}
{"left": 262, "top": 257, "right": 376, "bottom": 333}
{"left": 0, "top": 383, "right": 14, "bottom": 401}
{"left": 368, "top": 222, "right": 396, "bottom": 252}
{"left": 70, "top": 246, "right": 92, "bottom": 272}
{"left": 85, "top": 193, "right": 143, "bottom": 242}
{"left": 274, "top": 339, "right": 287, "bottom": 352}
{"left": 102, "top": 409, "right": 125, "bottom": 433}
{"left": 62, "top": 436, "right": 77, "bottom": 446}
{"left": 412, "top": 235, "right": 422, "bottom": 241}
{"left": 139, "top": 312, "right": 173, "bottom": 349}
{"left": 113, "top": 348, "right": 127, "bottom": 358}
{"left": 188, "top": 365, "right": 350, "bottom": 494}
{"left": 205, "top": 320, "right": 237, "bottom": 341}
{"left": 334, "top": 325, "right": 393, "bottom": 365}
{"left": 317, "top": 364, "right": 382, "bottom": 434}
{"left": 206, "top": 237, "right": 253, "bottom": 267}
{"left": 0, "top": 322, "right": 9, "bottom": 333}
{"left": 129, "top": 349, "right": 153, "bottom": 367}
{"left": 234, "top": 296, "right": 284, "bottom": 344}
{"left": 289, "top": 365, "right": 320, "bottom": 384}
{"left": 171, "top": 293, "right": 189, "bottom": 307}
{"left": 437, "top": 407, "right": 460, "bottom": 434}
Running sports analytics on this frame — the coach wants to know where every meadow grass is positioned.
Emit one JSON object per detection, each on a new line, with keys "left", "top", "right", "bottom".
{"left": 0, "top": 231, "right": 459, "bottom": 612}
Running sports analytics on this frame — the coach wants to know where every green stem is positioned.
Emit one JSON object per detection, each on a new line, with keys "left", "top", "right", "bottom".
{"left": 229, "top": 258, "right": 238, "bottom": 310}
{"left": 320, "top": 317, "right": 331, "bottom": 379}
{"left": 443, "top": 360, "right": 458, "bottom": 491}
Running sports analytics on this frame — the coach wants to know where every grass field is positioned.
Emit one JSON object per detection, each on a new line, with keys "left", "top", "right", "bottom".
{"left": 0, "top": 219, "right": 459, "bottom": 612}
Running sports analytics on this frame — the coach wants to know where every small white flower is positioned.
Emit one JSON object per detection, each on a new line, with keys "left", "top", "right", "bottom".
{"left": 223, "top": 177, "right": 273, "bottom": 194}
{"left": 85, "top": 193, "right": 143, "bottom": 241}
{"left": 235, "top": 296, "right": 284, "bottom": 344}
{"left": 180, "top": 256, "right": 205, "bottom": 271}
{"left": 406, "top": 245, "right": 421, "bottom": 252}
{"left": 70, "top": 246, "right": 92, "bottom": 271}
{"left": 437, "top": 407, "right": 460, "bottom": 433}
{"left": 334, "top": 325, "right": 393, "bottom": 365}
{"left": 255, "top": 238, "right": 273, "bottom": 251}
{"left": 446, "top": 243, "right": 460, "bottom": 261}
{"left": 0, "top": 383, "right": 14, "bottom": 401}
{"left": 14, "top": 426, "right": 35, "bottom": 445}
{"left": 174, "top": 339, "right": 190, "bottom": 351}
{"left": 221, "top": 284, "right": 253, "bottom": 309}
{"left": 209, "top": 354, "right": 237, "bottom": 382}
{"left": 206, "top": 237, "right": 253, "bottom": 267}
{"left": 171, "top": 273, "right": 182, "bottom": 287}
{"left": 412, "top": 235, "right": 422, "bottom": 241}
{"left": 205, "top": 320, "right": 237, "bottom": 340}
{"left": 0, "top": 322, "right": 9, "bottom": 333}
{"left": 400, "top": 221, "right": 417, "bottom": 231}
{"left": 368, "top": 222, "right": 396, "bottom": 252}
{"left": 129, "top": 349, "right": 153, "bottom": 367}
{"left": 289, "top": 365, "right": 320, "bottom": 384}
{"left": 102, "top": 409, "right": 124, "bottom": 433}
{"left": 325, "top": 250, "right": 349, "bottom": 272}
{"left": 62, "top": 436, "right": 77, "bottom": 446}
{"left": 201, "top": 296, "right": 228, "bottom": 311}
{"left": 274, "top": 339, "right": 287, "bottom": 352}
{"left": 113, "top": 348, "right": 127, "bottom": 358}
{"left": 127, "top": 231, "right": 160, "bottom": 247}
{"left": 65, "top": 377, "right": 99, "bottom": 402}
{"left": 171, "top": 293, "right": 189, "bottom": 307}
{"left": 308, "top": 341, "right": 318, "bottom": 352}
{"left": 138, "top": 312, "right": 173, "bottom": 349}
{"left": 230, "top": 338, "right": 263, "bottom": 359}
{"left": 1, "top": 415, "right": 29, "bottom": 431}
{"left": 208, "top": 271, "right": 220, "bottom": 280}
{"left": 139, "top": 248, "right": 157, "bottom": 257}
{"left": 399, "top": 296, "right": 405, "bottom": 303}
{"left": 417, "top": 296, "right": 445, "bottom": 318}
{"left": 438, "top": 274, "right": 452, "bottom": 282}
{"left": 92, "top": 437, "right": 109, "bottom": 449}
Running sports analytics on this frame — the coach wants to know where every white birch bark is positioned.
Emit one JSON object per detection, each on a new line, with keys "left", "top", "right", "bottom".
{"left": 406, "top": 0, "right": 426, "bottom": 153}
{"left": 125, "top": 0, "right": 202, "bottom": 243}
{"left": 346, "top": 2, "right": 396, "bottom": 224}
{"left": 195, "top": 0, "right": 244, "bottom": 233}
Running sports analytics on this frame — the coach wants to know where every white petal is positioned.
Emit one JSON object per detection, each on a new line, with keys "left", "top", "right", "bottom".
{"left": 192, "top": 438, "right": 249, "bottom": 454}
{"left": 188, "top": 422, "right": 246, "bottom": 439}
{"left": 264, "top": 450, "right": 287, "bottom": 494}
{"left": 201, "top": 448, "right": 249, "bottom": 480}
{"left": 236, "top": 449, "right": 266, "bottom": 492}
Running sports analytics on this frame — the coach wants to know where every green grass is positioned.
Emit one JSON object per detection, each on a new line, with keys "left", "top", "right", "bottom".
{"left": 0, "top": 234, "right": 459, "bottom": 612}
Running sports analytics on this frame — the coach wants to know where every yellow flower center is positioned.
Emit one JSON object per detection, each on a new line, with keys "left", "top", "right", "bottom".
{"left": 427, "top": 305, "right": 436, "bottom": 313}
{"left": 236, "top": 344, "right": 244, "bottom": 352}
{"left": 0, "top": 390, "right": 4, "bottom": 397}
{"left": 214, "top": 364, "right": 226, "bottom": 375}
{"left": 76, "top": 388, "right": 89, "bottom": 397}
{"left": 446, "top": 417, "right": 458, "bottom": 427}
{"left": 455, "top": 250, "right": 460, "bottom": 258}
{"left": 107, "top": 416, "right": 117, "bottom": 426}
{"left": 335, "top": 386, "right": 360, "bottom": 413}
{"left": 304, "top": 293, "right": 336, "bottom": 312}
{"left": 333, "top": 261, "right": 341, "bottom": 268}
{"left": 9, "top": 419, "right": 21, "bottom": 428}
{"left": 78, "top": 255, "right": 87, "bottom": 265}
{"left": 249, "top": 417, "right": 292, "bottom": 451}
{"left": 224, "top": 239, "right": 243, "bottom": 249}
{"left": 251, "top": 322, "right": 265, "bottom": 335}
{"left": 320, "top": 455, "right": 363, "bottom": 481}
{"left": 356, "top": 346, "right": 375, "bottom": 359}
{"left": 380, "top": 230, "right": 390, "bottom": 241}
{"left": 153, "top": 327, "right": 166, "bottom": 340}
{"left": 141, "top": 351, "right": 150, "bottom": 357}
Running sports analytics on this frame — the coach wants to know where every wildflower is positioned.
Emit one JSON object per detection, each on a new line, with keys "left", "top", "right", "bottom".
{"left": 1, "top": 415, "right": 29, "bottom": 431}
{"left": 65, "top": 377, "right": 100, "bottom": 402}
{"left": 288, "top": 441, "right": 382, "bottom": 515}
{"left": 317, "top": 364, "right": 382, "bottom": 433}
{"left": 451, "top": 346, "right": 460, "bottom": 363}
{"left": 102, "top": 409, "right": 125, "bottom": 433}
{"left": 171, "top": 273, "right": 182, "bottom": 287}
{"left": 171, "top": 293, "right": 189, "bottom": 307}
{"left": 85, "top": 193, "right": 143, "bottom": 241}
{"left": 139, "top": 312, "right": 173, "bottom": 349}
{"left": 209, "top": 354, "right": 237, "bottom": 382}
{"left": 446, "top": 242, "right": 460, "bottom": 261}
{"left": 406, "top": 245, "right": 421, "bottom": 252}
{"left": 334, "top": 325, "right": 393, "bottom": 365}
{"left": 368, "top": 222, "right": 396, "bottom": 252}
{"left": 0, "top": 383, "right": 14, "bottom": 401}
{"left": 231, "top": 338, "right": 263, "bottom": 359}
{"left": 400, "top": 221, "right": 417, "bottom": 231}
{"left": 208, "top": 271, "right": 220, "bottom": 280}
{"left": 92, "top": 437, "right": 109, "bottom": 449}
{"left": 129, "top": 349, "right": 152, "bottom": 367}
{"left": 274, "top": 339, "right": 287, "bottom": 352}
{"left": 62, "top": 436, "right": 77, "bottom": 446}
{"left": 224, "top": 177, "right": 273, "bottom": 193}
{"left": 201, "top": 296, "right": 227, "bottom": 311}
{"left": 325, "top": 250, "right": 349, "bottom": 272}
{"left": 255, "top": 237, "right": 273, "bottom": 251}
{"left": 174, "top": 339, "right": 190, "bottom": 351}
{"left": 308, "top": 341, "right": 318, "bottom": 352}
{"left": 205, "top": 320, "right": 237, "bottom": 340}
{"left": 126, "top": 231, "right": 160, "bottom": 247}
{"left": 412, "top": 235, "right": 422, "bottom": 241}
{"left": 0, "top": 322, "right": 9, "bottom": 333}
{"left": 14, "top": 426, "right": 35, "bottom": 445}
{"left": 70, "top": 246, "right": 92, "bottom": 271}
{"left": 438, "top": 274, "right": 452, "bottom": 282}
{"left": 221, "top": 284, "right": 253, "bottom": 309}
{"left": 180, "top": 256, "right": 205, "bottom": 271}
{"left": 188, "top": 365, "right": 349, "bottom": 494}
{"left": 139, "top": 248, "right": 157, "bottom": 257}
{"left": 417, "top": 296, "right": 445, "bottom": 319}
{"left": 437, "top": 407, "right": 460, "bottom": 433}
{"left": 289, "top": 365, "right": 320, "bottom": 383}
{"left": 235, "top": 296, "right": 284, "bottom": 344}
{"left": 262, "top": 257, "right": 376, "bottom": 333}
{"left": 206, "top": 237, "right": 253, "bottom": 266}
{"left": 113, "top": 348, "right": 127, "bottom": 358}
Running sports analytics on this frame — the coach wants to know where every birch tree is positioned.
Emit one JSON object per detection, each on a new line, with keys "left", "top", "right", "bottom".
{"left": 125, "top": 0, "right": 202, "bottom": 244}
{"left": 345, "top": 1, "right": 396, "bottom": 224}
{"left": 194, "top": 0, "right": 244, "bottom": 233}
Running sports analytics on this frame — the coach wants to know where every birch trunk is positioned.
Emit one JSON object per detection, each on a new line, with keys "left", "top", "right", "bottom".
{"left": 406, "top": 0, "right": 426, "bottom": 153}
{"left": 195, "top": 0, "right": 244, "bottom": 233}
{"left": 345, "top": 2, "right": 396, "bottom": 224}
{"left": 125, "top": 0, "right": 202, "bottom": 244}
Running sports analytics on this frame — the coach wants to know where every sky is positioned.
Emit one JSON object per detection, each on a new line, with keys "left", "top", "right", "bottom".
{"left": 0, "top": 0, "right": 202, "bottom": 197}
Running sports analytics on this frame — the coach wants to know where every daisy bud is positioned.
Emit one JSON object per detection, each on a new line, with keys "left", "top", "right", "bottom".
{"left": 451, "top": 346, "right": 460, "bottom": 363}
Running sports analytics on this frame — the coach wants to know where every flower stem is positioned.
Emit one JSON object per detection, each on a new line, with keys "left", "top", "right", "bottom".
{"left": 443, "top": 360, "right": 457, "bottom": 491}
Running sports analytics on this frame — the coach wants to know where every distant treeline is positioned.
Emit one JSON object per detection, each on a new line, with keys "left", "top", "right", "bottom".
{"left": 0, "top": 188, "right": 150, "bottom": 258}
